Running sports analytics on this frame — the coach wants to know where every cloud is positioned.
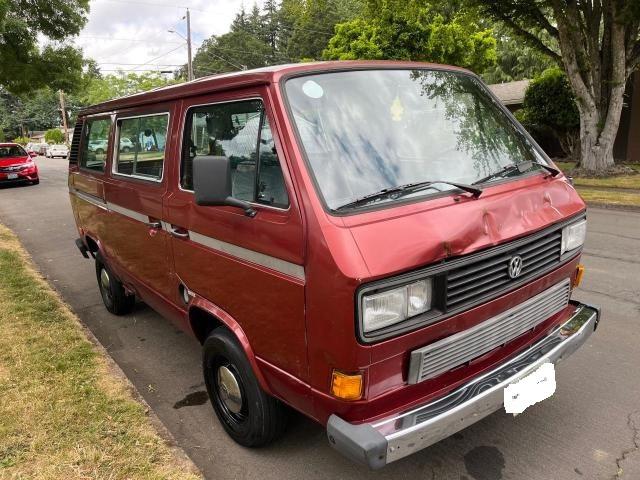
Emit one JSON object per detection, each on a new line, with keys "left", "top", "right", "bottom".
{"left": 72, "top": 0, "right": 265, "bottom": 75}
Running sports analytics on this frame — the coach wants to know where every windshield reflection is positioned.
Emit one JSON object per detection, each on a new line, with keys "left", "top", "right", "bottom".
{"left": 284, "top": 69, "right": 546, "bottom": 211}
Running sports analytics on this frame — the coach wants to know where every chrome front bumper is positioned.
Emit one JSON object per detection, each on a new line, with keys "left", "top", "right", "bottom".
{"left": 327, "top": 301, "right": 600, "bottom": 469}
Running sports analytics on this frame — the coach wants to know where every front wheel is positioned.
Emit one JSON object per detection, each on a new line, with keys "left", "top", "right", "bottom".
{"left": 203, "top": 328, "right": 287, "bottom": 447}
{"left": 95, "top": 254, "right": 135, "bottom": 315}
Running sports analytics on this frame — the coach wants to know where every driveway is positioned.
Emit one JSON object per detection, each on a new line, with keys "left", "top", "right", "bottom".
{"left": 1, "top": 157, "right": 638, "bottom": 480}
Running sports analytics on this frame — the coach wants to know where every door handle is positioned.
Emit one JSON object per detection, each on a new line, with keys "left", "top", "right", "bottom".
{"left": 146, "top": 220, "right": 162, "bottom": 229}
{"left": 170, "top": 226, "right": 189, "bottom": 239}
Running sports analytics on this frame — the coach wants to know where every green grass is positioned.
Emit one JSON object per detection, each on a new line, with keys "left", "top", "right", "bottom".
{"left": 0, "top": 224, "right": 201, "bottom": 480}
{"left": 575, "top": 188, "right": 640, "bottom": 207}
{"left": 553, "top": 161, "right": 640, "bottom": 207}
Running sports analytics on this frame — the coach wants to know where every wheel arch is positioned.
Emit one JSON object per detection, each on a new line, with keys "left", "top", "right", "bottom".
{"left": 188, "top": 297, "right": 272, "bottom": 395}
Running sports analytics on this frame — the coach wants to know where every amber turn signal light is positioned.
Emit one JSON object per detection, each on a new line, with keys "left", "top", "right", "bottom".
{"left": 330, "top": 370, "right": 363, "bottom": 401}
{"left": 574, "top": 264, "right": 585, "bottom": 287}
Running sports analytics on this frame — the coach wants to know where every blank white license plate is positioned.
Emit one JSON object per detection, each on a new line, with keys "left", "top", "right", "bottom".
{"left": 504, "top": 362, "right": 556, "bottom": 414}
{"left": 7, "top": 173, "right": 18, "bottom": 179}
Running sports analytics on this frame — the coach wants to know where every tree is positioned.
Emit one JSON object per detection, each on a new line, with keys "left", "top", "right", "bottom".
{"left": 0, "top": 0, "right": 89, "bottom": 94}
{"left": 285, "top": 0, "right": 363, "bottom": 60}
{"left": 467, "top": 1, "right": 640, "bottom": 172}
{"left": 45, "top": 128, "right": 65, "bottom": 144}
{"left": 518, "top": 68, "right": 580, "bottom": 159}
{"left": 82, "top": 72, "right": 176, "bottom": 105}
{"left": 323, "top": 0, "right": 496, "bottom": 73}
{"left": 192, "top": 30, "right": 273, "bottom": 76}
{"left": 481, "top": 26, "right": 555, "bottom": 84}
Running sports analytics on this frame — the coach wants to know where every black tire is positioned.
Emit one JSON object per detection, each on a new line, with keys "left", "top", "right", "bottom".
{"left": 122, "top": 146, "right": 131, "bottom": 153}
{"left": 95, "top": 254, "right": 135, "bottom": 315}
{"left": 31, "top": 179, "right": 39, "bottom": 185}
{"left": 203, "top": 328, "right": 287, "bottom": 447}
{"left": 95, "top": 148, "right": 105, "bottom": 155}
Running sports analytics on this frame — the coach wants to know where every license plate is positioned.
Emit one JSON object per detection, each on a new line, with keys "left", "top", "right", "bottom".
{"left": 504, "top": 362, "right": 556, "bottom": 414}
{"left": 7, "top": 173, "right": 18, "bottom": 179}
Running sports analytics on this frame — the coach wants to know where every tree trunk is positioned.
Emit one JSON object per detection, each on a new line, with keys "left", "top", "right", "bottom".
{"left": 578, "top": 108, "right": 615, "bottom": 171}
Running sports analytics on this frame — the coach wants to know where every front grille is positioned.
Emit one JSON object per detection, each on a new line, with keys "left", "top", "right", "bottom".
{"left": 445, "top": 229, "right": 562, "bottom": 309}
{"left": 408, "top": 279, "right": 571, "bottom": 384}
{"left": 0, "top": 165, "right": 24, "bottom": 173}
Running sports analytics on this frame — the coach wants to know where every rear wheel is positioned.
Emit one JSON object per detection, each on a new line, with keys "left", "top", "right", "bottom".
{"left": 203, "top": 328, "right": 287, "bottom": 447}
{"left": 95, "top": 254, "right": 135, "bottom": 315}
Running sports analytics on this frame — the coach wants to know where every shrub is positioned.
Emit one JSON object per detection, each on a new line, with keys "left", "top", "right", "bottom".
{"left": 12, "top": 136, "right": 30, "bottom": 145}
{"left": 44, "top": 128, "right": 65, "bottom": 144}
{"left": 520, "top": 67, "right": 580, "bottom": 160}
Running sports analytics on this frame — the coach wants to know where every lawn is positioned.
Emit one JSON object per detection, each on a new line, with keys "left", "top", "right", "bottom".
{"left": 0, "top": 223, "right": 201, "bottom": 479}
{"left": 554, "top": 161, "right": 640, "bottom": 207}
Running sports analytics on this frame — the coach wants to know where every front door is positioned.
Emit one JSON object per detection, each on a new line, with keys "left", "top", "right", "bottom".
{"left": 164, "top": 90, "right": 308, "bottom": 380}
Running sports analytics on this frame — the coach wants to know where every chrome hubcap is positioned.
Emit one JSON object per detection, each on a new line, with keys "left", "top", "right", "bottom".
{"left": 217, "top": 365, "right": 243, "bottom": 414}
{"left": 100, "top": 268, "right": 111, "bottom": 291}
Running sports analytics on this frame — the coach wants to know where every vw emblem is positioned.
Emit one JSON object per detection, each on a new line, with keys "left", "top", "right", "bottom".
{"left": 508, "top": 255, "right": 523, "bottom": 279}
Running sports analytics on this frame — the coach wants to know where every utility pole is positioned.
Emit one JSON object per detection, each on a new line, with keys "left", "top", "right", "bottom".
{"left": 58, "top": 90, "right": 69, "bottom": 144}
{"left": 186, "top": 8, "right": 194, "bottom": 81}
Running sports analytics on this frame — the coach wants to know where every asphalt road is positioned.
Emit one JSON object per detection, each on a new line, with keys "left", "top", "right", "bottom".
{"left": 1, "top": 157, "right": 639, "bottom": 480}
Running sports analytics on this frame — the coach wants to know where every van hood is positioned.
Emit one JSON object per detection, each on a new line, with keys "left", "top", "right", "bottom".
{"left": 342, "top": 176, "right": 585, "bottom": 279}
{"left": 0, "top": 156, "right": 30, "bottom": 167}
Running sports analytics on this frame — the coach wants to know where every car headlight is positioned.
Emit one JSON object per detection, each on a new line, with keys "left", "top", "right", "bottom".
{"left": 561, "top": 219, "right": 586, "bottom": 254}
{"left": 362, "top": 278, "right": 432, "bottom": 333}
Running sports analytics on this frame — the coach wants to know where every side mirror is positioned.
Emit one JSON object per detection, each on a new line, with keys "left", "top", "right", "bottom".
{"left": 193, "top": 155, "right": 256, "bottom": 217}
{"left": 29, "top": 151, "right": 38, "bottom": 157}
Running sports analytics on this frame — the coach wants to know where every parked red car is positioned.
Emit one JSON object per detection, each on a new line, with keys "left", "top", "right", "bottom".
{"left": 69, "top": 61, "right": 598, "bottom": 469}
{"left": 0, "top": 143, "right": 39, "bottom": 185}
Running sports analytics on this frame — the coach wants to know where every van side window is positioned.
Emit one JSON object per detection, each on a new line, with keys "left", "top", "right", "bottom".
{"left": 182, "top": 100, "right": 289, "bottom": 208}
{"left": 115, "top": 114, "right": 169, "bottom": 181}
{"left": 80, "top": 118, "right": 111, "bottom": 172}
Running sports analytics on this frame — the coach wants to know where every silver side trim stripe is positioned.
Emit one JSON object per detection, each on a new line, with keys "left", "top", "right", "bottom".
{"left": 106, "top": 201, "right": 150, "bottom": 224}
{"left": 71, "top": 189, "right": 108, "bottom": 210}
{"left": 189, "top": 231, "right": 305, "bottom": 281}
{"left": 69, "top": 188, "right": 306, "bottom": 281}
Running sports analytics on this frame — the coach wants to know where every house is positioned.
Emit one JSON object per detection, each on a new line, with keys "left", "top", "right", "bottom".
{"left": 29, "top": 127, "right": 73, "bottom": 144}
{"left": 489, "top": 72, "right": 640, "bottom": 163}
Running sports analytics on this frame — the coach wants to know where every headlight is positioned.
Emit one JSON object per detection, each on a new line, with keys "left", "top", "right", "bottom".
{"left": 362, "top": 278, "right": 432, "bottom": 333}
{"left": 561, "top": 219, "right": 587, "bottom": 254}
{"left": 21, "top": 161, "right": 34, "bottom": 169}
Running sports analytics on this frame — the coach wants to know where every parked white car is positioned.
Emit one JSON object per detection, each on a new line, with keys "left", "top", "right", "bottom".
{"left": 45, "top": 144, "right": 69, "bottom": 158}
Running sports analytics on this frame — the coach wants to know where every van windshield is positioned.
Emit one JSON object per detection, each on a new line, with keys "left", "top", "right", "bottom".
{"left": 284, "top": 69, "right": 548, "bottom": 212}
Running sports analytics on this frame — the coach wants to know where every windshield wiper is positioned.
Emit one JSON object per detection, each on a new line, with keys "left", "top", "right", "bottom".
{"left": 334, "top": 180, "right": 482, "bottom": 211}
{"left": 472, "top": 160, "right": 560, "bottom": 186}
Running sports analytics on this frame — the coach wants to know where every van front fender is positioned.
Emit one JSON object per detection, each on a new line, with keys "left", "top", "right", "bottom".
{"left": 188, "top": 295, "right": 272, "bottom": 395}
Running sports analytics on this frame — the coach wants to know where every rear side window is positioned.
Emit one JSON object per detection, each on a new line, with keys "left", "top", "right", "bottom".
{"left": 182, "top": 99, "right": 289, "bottom": 208}
{"left": 115, "top": 113, "right": 169, "bottom": 181}
{"left": 80, "top": 118, "right": 111, "bottom": 172}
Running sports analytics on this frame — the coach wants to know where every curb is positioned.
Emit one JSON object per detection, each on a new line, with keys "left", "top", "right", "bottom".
{"left": 586, "top": 202, "right": 640, "bottom": 213}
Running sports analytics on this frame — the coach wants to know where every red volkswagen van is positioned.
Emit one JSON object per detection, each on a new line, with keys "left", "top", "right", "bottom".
{"left": 69, "top": 61, "right": 599, "bottom": 469}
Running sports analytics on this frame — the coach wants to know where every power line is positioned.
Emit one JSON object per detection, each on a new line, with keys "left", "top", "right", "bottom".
{"left": 129, "top": 44, "right": 186, "bottom": 71}
{"left": 76, "top": 35, "right": 183, "bottom": 45}
{"left": 93, "top": 0, "right": 205, "bottom": 12}
{"left": 97, "top": 62, "right": 184, "bottom": 66}
{"left": 98, "top": 68, "right": 178, "bottom": 72}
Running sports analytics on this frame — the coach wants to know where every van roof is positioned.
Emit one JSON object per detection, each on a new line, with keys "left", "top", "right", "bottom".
{"left": 78, "top": 60, "right": 470, "bottom": 116}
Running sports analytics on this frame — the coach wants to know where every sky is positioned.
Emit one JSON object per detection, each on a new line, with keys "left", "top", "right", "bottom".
{"left": 71, "top": 0, "right": 264, "bottom": 76}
